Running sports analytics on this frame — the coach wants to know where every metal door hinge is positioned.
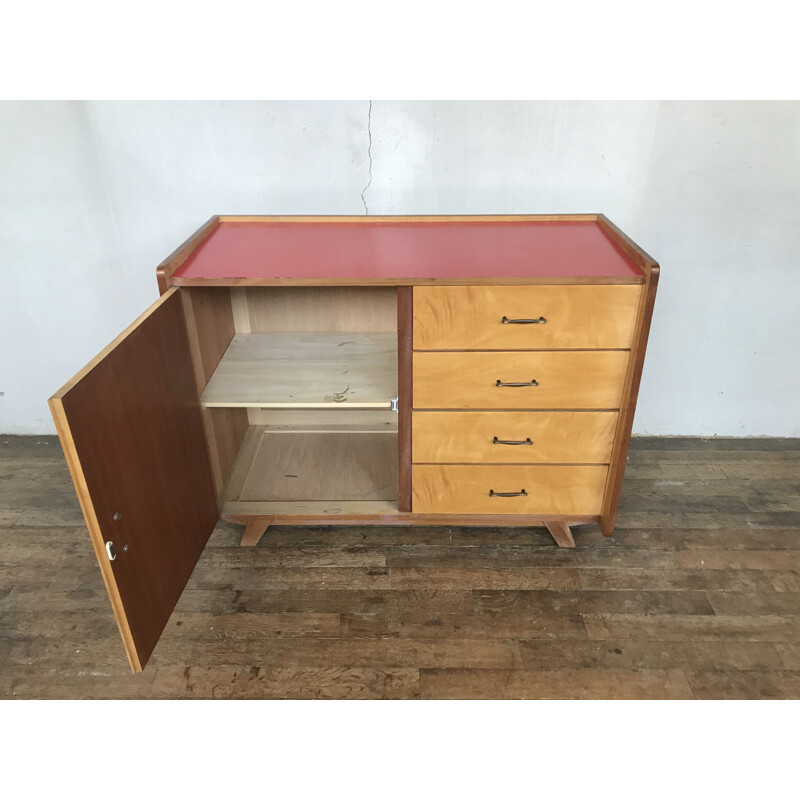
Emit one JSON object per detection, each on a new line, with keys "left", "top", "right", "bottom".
{"left": 390, "top": 395, "right": 399, "bottom": 413}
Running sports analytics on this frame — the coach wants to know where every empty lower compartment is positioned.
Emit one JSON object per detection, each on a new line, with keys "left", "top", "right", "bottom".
{"left": 221, "top": 424, "right": 399, "bottom": 516}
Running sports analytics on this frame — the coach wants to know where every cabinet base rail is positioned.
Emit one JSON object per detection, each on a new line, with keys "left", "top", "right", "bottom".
{"left": 223, "top": 513, "right": 594, "bottom": 548}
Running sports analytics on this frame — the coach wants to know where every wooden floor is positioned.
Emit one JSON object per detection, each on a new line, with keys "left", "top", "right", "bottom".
{"left": 1, "top": 435, "right": 799, "bottom": 699}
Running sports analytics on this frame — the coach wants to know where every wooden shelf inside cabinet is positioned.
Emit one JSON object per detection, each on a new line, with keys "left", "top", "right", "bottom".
{"left": 221, "top": 426, "right": 399, "bottom": 517}
{"left": 200, "top": 332, "right": 398, "bottom": 409}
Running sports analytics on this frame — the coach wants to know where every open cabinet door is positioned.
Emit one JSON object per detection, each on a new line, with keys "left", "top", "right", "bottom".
{"left": 49, "top": 288, "right": 218, "bottom": 672}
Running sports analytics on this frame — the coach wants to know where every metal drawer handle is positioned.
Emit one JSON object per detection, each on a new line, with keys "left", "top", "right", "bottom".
{"left": 496, "top": 379, "right": 539, "bottom": 387}
{"left": 489, "top": 489, "right": 528, "bottom": 497}
{"left": 502, "top": 316, "right": 546, "bottom": 324}
{"left": 492, "top": 436, "right": 533, "bottom": 446}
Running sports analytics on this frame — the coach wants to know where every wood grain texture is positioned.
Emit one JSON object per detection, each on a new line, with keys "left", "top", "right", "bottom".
{"left": 245, "top": 408, "right": 398, "bottom": 430}
{"left": 419, "top": 668, "right": 694, "bottom": 699}
{"left": 4, "top": 436, "right": 799, "bottom": 697}
{"left": 205, "top": 407, "right": 250, "bottom": 496}
{"left": 240, "top": 517, "right": 273, "bottom": 547}
{"left": 545, "top": 520, "right": 576, "bottom": 549}
{"left": 222, "top": 501, "right": 402, "bottom": 517}
{"left": 47, "top": 402, "right": 139, "bottom": 671}
{"left": 412, "top": 465, "right": 608, "bottom": 515}
{"left": 180, "top": 287, "right": 248, "bottom": 498}
{"left": 230, "top": 430, "right": 398, "bottom": 503}
{"left": 413, "top": 285, "right": 642, "bottom": 350}
{"left": 47, "top": 291, "right": 218, "bottom": 672}
{"left": 230, "top": 287, "right": 251, "bottom": 333}
{"left": 220, "top": 425, "right": 262, "bottom": 507}
{"left": 412, "top": 411, "right": 618, "bottom": 464}
{"left": 242, "top": 286, "right": 398, "bottom": 333}
{"left": 180, "top": 287, "right": 237, "bottom": 386}
{"left": 222, "top": 511, "right": 598, "bottom": 526}
{"left": 201, "top": 333, "right": 398, "bottom": 409}
{"left": 413, "top": 350, "right": 630, "bottom": 410}
{"left": 397, "top": 287, "right": 413, "bottom": 512}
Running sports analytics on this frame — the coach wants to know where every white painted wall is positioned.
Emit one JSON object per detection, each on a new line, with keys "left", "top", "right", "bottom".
{"left": 1, "top": 101, "right": 798, "bottom": 435}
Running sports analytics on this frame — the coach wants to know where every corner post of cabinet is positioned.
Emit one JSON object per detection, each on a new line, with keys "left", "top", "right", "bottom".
{"left": 156, "top": 215, "right": 221, "bottom": 294}
{"left": 598, "top": 221, "right": 660, "bottom": 536}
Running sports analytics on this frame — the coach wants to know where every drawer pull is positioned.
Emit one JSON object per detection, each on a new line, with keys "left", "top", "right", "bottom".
{"left": 502, "top": 316, "right": 546, "bottom": 325}
{"left": 489, "top": 489, "right": 528, "bottom": 497}
{"left": 496, "top": 379, "right": 539, "bottom": 387}
{"left": 492, "top": 436, "right": 533, "bottom": 446}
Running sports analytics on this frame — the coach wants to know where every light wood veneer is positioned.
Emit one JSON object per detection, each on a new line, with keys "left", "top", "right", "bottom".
{"left": 412, "top": 464, "right": 608, "bottom": 515}
{"left": 413, "top": 350, "right": 630, "bottom": 410}
{"left": 413, "top": 285, "right": 642, "bottom": 350}
{"left": 412, "top": 411, "right": 618, "bottom": 464}
{"left": 201, "top": 332, "right": 397, "bottom": 409}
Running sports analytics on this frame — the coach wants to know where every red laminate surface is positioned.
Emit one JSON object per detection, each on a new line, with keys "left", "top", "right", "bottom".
{"left": 172, "top": 219, "right": 642, "bottom": 282}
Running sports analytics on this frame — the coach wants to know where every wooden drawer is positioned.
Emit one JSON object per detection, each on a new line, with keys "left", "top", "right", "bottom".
{"left": 412, "top": 464, "right": 607, "bottom": 515}
{"left": 413, "top": 285, "right": 642, "bottom": 350}
{"left": 413, "top": 351, "right": 629, "bottom": 409}
{"left": 412, "top": 411, "right": 618, "bottom": 464}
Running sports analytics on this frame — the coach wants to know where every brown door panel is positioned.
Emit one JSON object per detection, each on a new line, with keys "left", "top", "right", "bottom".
{"left": 49, "top": 288, "right": 217, "bottom": 671}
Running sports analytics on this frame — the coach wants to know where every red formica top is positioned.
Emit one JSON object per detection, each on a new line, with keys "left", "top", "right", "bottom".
{"left": 171, "top": 219, "right": 642, "bottom": 283}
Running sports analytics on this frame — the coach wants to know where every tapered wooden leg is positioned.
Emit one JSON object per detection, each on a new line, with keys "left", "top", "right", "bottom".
{"left": 240, "top": 517, "right": 273, "bottom": 547}
{"left": 545, "top": 521, "right": 575, "bottom": 548}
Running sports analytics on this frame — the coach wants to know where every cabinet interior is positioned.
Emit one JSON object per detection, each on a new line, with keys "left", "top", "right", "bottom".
{"left": 184, "top": 286, "right": 400, "bottom": 516}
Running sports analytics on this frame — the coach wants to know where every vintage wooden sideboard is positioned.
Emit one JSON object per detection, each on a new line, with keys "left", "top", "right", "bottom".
{"left": 49, "top": 215, "right": 659, "bottom": 671}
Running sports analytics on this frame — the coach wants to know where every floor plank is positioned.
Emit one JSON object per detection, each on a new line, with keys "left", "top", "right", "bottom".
{"left": 419, "top": 668, "right": 695, "bottom": 699}
{"left": 1, "top": 435, "right": 799, "bottom": 699}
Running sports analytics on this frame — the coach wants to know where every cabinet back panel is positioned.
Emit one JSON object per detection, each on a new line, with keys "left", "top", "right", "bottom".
{"left": 234, "top": 286, "right": 398, "bottom": 333}
{"left": 246, "top": 408, "right": 398, "bottom": 430}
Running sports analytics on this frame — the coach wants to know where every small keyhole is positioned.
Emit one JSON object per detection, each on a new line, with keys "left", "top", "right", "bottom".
{"left": 113, "top": 512, "right": 122, "bottom": 522}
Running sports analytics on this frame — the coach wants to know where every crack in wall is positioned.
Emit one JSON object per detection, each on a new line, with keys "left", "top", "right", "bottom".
{"left": 360, "top": 100, "right": 373, "bottom": 214}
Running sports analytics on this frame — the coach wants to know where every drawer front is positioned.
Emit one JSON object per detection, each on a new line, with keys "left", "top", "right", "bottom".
{"left": 413, "top": 351, "right": 629, "bottom": 409}
{"left": 413, "top": 285, "right": 642, "bottom": 350}
{"left": 412, "top": 464, "right": 607, "bottom": 515}
{"left": 412, "top": 411, "right": 618, "bottom": 464}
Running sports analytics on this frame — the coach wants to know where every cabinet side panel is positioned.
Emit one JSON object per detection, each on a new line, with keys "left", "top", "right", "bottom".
{"left": 181, "top": 287, "right": 249, "bottom": 497}
{"left": 601, "top": 265, "right": 659, "bottom": 534}
{"left": 208, "top": 407, "right": 249, "bottom": 491}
